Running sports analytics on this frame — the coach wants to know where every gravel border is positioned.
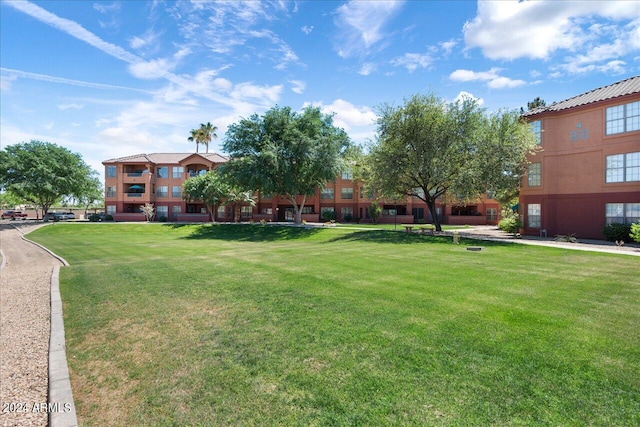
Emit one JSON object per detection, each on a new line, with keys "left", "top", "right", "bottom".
{"left": 0, "top": 223, "right": 77, "bottom": 427}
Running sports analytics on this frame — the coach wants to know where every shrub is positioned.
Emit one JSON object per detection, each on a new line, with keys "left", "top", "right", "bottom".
{"left": 630, "top": 221, "right": 640, "bottom": 243}
{"left": 343, "top": 214, "right": 353, "bottom": 223}
{"left": 104, "top": 214, "right": 114, "bottom": 221}
{"left": 498, "top": 216, "right": 521, "bottom": 234}
{"left": 602, "top": 223, "right": 632, "bottom": 242}
{"left": 158, "top": 215, "right": 167, "bottom": 222}
{"left": 321, "top": 210, "right": 336, "bottom": 222}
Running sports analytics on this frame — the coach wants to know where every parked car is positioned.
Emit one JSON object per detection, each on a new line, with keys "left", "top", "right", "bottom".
{"left": 1, "top": 210, "right": 28, "bottom": 220}
{"left": 44, "top": 212, "right": 75, "bottom": 221}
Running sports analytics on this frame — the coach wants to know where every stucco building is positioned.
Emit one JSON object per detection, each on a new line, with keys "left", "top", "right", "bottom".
{"left": 103, "top": 153, "right": 500, "bottom": 225}
{"left": 520, "top": 76, "right": 640, "bottom": 239}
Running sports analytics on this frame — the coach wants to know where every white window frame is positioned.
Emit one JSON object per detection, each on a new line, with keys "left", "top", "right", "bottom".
{"left": 528, "top": 162, "right": 541, "bottom": 187}
{"left": 606, "top": 152, "right": 640, "bottom": 183}
{"left": 530, "top": 120, "right": 542, "bottom": 145}
{"left": 606, "top": 101, "right": 640, "bottom": 135}
{"left": 341, "top": 187, "right": 354, "bottom": 199}
{"left": 527, "top": 204, "right": 541, "bottom": 228}
{"left": 606, "top": 203, "right": 640, "bottom": 225}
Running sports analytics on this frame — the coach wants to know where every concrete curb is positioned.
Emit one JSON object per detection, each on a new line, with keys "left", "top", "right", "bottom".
{"left": 48, "top": 265, "right": 78, "bottom": 427}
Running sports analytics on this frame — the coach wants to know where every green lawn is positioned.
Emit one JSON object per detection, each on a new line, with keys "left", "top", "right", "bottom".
{"left": 29, "top": 223, "right": 640, "bottom": 426}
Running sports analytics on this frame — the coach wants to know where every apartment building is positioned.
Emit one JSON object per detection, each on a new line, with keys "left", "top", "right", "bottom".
{"left": 103, "top": 153, "right": 500, "bottom": 225}
{"left": 103, "top": 153, "right": 227, "bottom": 222}
{"left": 520, "top": 76, "right": 640, "bottom": 239}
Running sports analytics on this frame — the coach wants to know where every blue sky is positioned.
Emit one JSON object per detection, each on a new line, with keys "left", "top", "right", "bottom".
{"left": 1, "top": 0, "right": 639, "bottom": 180}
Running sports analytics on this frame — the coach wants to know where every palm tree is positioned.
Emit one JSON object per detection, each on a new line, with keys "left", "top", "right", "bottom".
{"left": 187, "top": 128, "right": 203, "bottom": 153}
{"left": 199, "top": 122, "right": 218, "bottom": 154}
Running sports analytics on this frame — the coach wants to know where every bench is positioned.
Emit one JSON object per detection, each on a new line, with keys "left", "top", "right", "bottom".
{"left": 419, "top": 226, "right": 435, "bottom": 235}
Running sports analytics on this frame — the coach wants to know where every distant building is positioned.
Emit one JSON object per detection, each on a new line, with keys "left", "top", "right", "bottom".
{"left": 521, "top": 76, "right": 640, "bottom": 239}
{"left": 103, "top": 153, "right": 500, "bottom": 225}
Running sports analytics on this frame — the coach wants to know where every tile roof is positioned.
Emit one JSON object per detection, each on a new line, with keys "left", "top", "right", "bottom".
{"left": 523, "top": 75, "right": 640, "bottom": 117}
{"left": 103, "top": 152, "right": 228, "bottom": 164}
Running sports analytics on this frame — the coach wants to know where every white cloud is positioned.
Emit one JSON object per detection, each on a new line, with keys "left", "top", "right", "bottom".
{"left": 0, "top": 73, "right": 17, "bottom": 91}
{"left": 301, "top": 25, "right": 314, "bottom": 35}
{"left": 453, "top": 91, "right": 484, "bottom": 106}
{"left": 333, "top": 0, "right": 405, "bottom": 58}
{"left": 463, "top": 0, "right": 640, "bottom": 68}
{"left": 358, "top": 63, "right": 375, "bottom": 76}
{"left": 449, "top": 68, "right": 526, "bottom": 89}
{"left": 289, "top": 80, "right": 306, "bottom": 94}
{"left": 439, "top": 39, "right": 457, "bottom": 54}
{"left": 129, "top": 29, "right": 161, "bottom": 50}
{"left": 58, "top": 103, "right": 83, "bottom": 110}
{"left": 304, "top": 99, "right": 377, "bottom": 144}
{"left": 390, "top": 53, "right": 433, "bottom": 72}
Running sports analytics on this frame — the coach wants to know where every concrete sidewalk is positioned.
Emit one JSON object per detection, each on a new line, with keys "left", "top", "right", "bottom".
{"left": 452, "top": 225, "right": 640, "bottom": 256}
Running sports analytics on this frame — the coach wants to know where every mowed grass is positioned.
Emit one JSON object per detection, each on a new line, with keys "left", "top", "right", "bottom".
{"left": 29, "top": 223, "right": 640, "bottom": 426}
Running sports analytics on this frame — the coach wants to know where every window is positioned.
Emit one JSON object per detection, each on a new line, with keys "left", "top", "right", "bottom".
{"left": 606, "top": 101, "right": 640, "bottom": 135}
{"left": 606, "top": 203, "right": 640, "bottom": 224}
{"left": 157, "top": 186, "right": 168, "bottom": 197}
{"left": 486, "top": 208, "right": 498, "bottom": 221}
{"left": 527, "top": 204, "right": 541, "bottom": 228}
{"left": 156, "top": 206, "right": 168, "bottom": 218}
{"left": 341, "top": 207, "right": 353, "bottom": 219}
{"left": 172, "top": 186, "right": 181, "bottom": 198}
{"left": 106, "top": 205, "right": 116, "bottom": 215}
{"left": 241, "top": 206, "right": 252, "bottom": 218}
{"left": 157, "top": 166, "right": 168, "bottom": 178}
{"left": 172, "top": 206, "right": 181, "bottom": 216}
{"left": 106, "top": 186, "right": 116, "bottom": 198}
{"left": 217, "top": 206, "right": 226, "bottom": 218}
{"left": 172, "top": 166, "right": 183, "bottom": 178}
{"left": 528, "top": 163, "right": 541, "bottom": 187}
{"left": 530, "top": 120, "right": 542, "bottom": 145}
{"left": 361, "top": 187, "right": 374, "bottom": 199}
{"left": 341, "top": 187, "right": 353, "bottom": 199}
{"left": 321, "top": 207, "right": 335, "bottom": 218}
{"left": 321, "top": 187, "right": 334, "bottom": 199}
{"left": 106, "top": 165, "right": 116, "bottom": 178}
{"left": 301, "top": 206, "right": 313, "bottom": 214}
{"left": 341, "top": 170, "right": 353, "bottom": 180}
{"left": 606, "top": 152, "right": 640, "bottom": 183}
{"left": 261, "top": 208, "right": 273, "bottom": 215}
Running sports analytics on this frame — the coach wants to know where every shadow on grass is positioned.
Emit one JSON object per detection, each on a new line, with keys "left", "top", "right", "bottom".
{"left": 326, "top": 229, "right": 517, "bottom": 247}
{"left": 170, "top": 223, "right": 323, "bottom": 242}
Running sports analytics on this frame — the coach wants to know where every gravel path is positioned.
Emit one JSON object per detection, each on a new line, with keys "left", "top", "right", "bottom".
{"left": 1, "top": 222, "right": 61, "bottom": 427}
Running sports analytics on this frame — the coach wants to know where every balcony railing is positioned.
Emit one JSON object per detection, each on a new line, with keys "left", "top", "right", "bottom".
{"left": 126, "top": 193, "right": 144, "bottom": 197}
{"left": 127, "top": 172, "right": 144, "bottom": 177}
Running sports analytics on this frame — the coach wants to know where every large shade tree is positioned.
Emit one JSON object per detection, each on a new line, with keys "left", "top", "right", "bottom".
{"left": 223, "top": 106, "right": 351, "bottom": 223}
{"left": 0, "top": 140, "right": 100, "bottom": 218}
{"left": 368, "top": 93, "right": 537, "bottom": 231}
{"left": 182, "top": 170, "right": 228, "bottom": 221}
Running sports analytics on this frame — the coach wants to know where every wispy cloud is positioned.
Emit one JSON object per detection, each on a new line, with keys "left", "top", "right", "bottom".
{"left": 390, "top": 52, "right": 433, "bottom": 72}
{"left": 301, "top": 25, "right": 314, "bottom": 35}
{"left": 333, "top": 0, "right": 405, "bottom": 58}
{"left": 449, "top": 68, "right": 526, "bottom": 89}
{"left": 1, "top": 68, "right": 154, "bottom": 93}
{"left": 289, "top": 80, "right": 306, "bottom": 94}
{"left": 7, "top": 1, "right": 139, "bottom": 64}
{"left": 58, "top": 102, "right": 83, "bottom": 111}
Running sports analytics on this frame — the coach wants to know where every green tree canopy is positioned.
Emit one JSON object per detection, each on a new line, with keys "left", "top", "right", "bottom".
{"left": 223, "top": 106, "right": 351, "bottom": 223}
{"left": 368, "top": 93, "right": 537, "bottom": 231}
{"left": 182, "top": 170, "right": 228, "bottom": 221}
{"left": 0, "top": 140, "right": 99, "bottom": 217}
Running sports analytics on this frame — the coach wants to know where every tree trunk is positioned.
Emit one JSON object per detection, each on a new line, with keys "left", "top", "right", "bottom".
{"left": 426, "top": 197, "right": 442, "bottom": 232}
